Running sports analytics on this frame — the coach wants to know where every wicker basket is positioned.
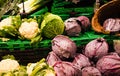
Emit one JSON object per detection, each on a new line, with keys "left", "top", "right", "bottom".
{"left": 92, "top": 0, "right": 120, "bottom": 35}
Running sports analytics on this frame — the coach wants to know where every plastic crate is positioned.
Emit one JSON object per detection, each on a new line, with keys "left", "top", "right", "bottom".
{"left": 0, "top": 6, "right": 50, "bottom": 65}
{"left": 0, "top": 39, "right": 51, "bottom": 65}
{"left": 52, "top": 0, "right": 95, "bottom": 8}
{"left": 0, "top": 28, "right": 118, "bottom": 51}
{"left": 0, "top": 48, "right": 51, "bottom": 65}
{"left": 70, "top": 30, "right": 120, "bottom": 46}
{"left": 51, "top": 0, "right": 94, "bottom": 20}
{"left": 30, "top": 6, "right": 48, "bottom": 16}
{"left": 0, "top": 29, "right": 119, "bottom": 65}
{"left": 52, "top": 0, "right": 111, "bottom": 8}
{"left": 51, "top": 7, "right": 93, "bottom": 14}
{"left": 56, "top": 13, "right": 93, "bottom": 21}
{"left": 51, "top": 6, "right": 94, "bottom": 20}
{"left": 0, "top": 39, "right": 51, "bottom": 51}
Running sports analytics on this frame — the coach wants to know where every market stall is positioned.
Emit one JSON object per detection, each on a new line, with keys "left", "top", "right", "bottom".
{"left": 0, "top": 0, "right": 120, "bottom": 76}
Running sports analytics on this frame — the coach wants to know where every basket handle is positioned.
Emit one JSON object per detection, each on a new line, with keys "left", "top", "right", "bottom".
{"left": 94, "top": 0, "right": 101, "bottom": 13}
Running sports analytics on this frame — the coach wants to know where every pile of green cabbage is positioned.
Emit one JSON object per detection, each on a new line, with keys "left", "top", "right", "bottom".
{"left": 0, "top": 12, "right": 65, "bottom": 45}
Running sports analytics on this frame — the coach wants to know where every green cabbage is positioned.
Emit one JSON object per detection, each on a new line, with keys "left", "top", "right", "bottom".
{"left": 41, "top": 13, "right": 65, "bottom": 39}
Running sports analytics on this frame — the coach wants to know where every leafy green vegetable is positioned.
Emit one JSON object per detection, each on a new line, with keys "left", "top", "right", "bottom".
{"left": 0, "top": 0, "right": 22, "bottom": 19}
{"left": 2, "top": 55, "right": 16, "bottom": 60}
{"left": 31, "top": 33, "right": 42, "bottom": 45}
{"left": 0, "top": 65, "right": 28, "bottom": 76}
{"left": 17, "top": 0, "right": 52, "bottom": 14}
{"left": 13, "top": 65, "right": 28, "bottom": 76}
{"left": 41, "top": 12, "right": 65, "bottom": 39}
{"left": 0, "top": 15, "right": 22, "bottom": 39}
{"left": 18, "top": 18, "right": 42, "bottom": 45}
{"left": 0, "top": 59, "right": 20, "bottom": 74}
{"left": 0, "top": 71, "right": 14, "bottom": 76}
{"left": 28, "top": 58, "right": 55, "bottom": 76}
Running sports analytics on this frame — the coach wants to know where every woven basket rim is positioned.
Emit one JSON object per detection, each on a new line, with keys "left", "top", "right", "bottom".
{"left": 92, "top": 0, "right": 120, "bottom": 35}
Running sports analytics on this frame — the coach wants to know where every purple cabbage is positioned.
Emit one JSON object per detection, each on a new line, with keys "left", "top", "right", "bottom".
{"left": 113, "top": 40, "right": 120, "bottom": 55}
{"left": 52, "top": 35, "right": 77, "bottom": 59}
{"left": 82, "top": 66, "right": 102, "bottom": 76}
{"left": 64, "top": 18, "right": 81, "bottom": 36}
{"left": 103, "top": 18, "right": 120, "bottom": 32}
{"left": 46, "top": 51, "right": 61, "bottom": 66}
{"left": 53, "top": 61, "right": 82, "bottom": 76}
{"left": 72, "top": 54, "right": 91, "bottom": 69}
{"left": 84, "top": 38, "right": 108, "bottom": 60}
{"left": 77, "top": 16, "right": 90, "bottom": 31}
{"left": 96, "top": 52, "right": 120, "bottom": 76}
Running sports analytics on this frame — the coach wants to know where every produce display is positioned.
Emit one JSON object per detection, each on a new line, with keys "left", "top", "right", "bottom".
{"left": 0, "top": 15, "right": 43, "bottom": 45}
{"left": 0, "top": 35, "right": 120, "bottom": 76}
{"left": 0, "top": 12, "right": 65, "bottom": 45}
{"left": 0, "top": 58, "right": 55, "bottom": 76}
{"left": 47, "top": 35, "right": 120, "bottom": 76}
{"left": 0, "top": 0, "right": 120, "bottom": 76}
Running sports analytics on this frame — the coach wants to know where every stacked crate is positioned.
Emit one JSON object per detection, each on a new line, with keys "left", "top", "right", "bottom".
{"left": 51, "top": 0, "right": 119, "bottom": 48}
{"left": 51, "top": 0, "right": 95, "bottom": 20}
{"left": 0, "top": 6, "right": 50, "bottom": 65}
{"left": 0, "top": 0, "right": 114, "bottom": 65}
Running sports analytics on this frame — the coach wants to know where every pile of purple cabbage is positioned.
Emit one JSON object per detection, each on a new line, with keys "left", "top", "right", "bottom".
{"left": 46, "top": 35, "right": 120, "bottom": 76}
{"left": 64, "top": 16, "right": 90, "bottom": 36}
